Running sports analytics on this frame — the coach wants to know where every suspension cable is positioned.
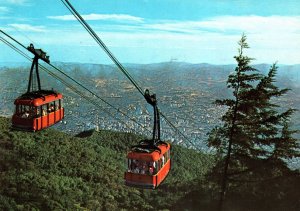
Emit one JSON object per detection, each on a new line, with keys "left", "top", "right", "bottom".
{"left": 40, "top": 65, "right": 139, "bottom": 133}
{"left": 2, "top": 23, "right": 197, "bottom": 149}
{"left": 159, "top": 110, "right": 199, "bottom": 149}
{"left": 0, "top": 33, "right": 152, "bottom": 135}
{"left": 0, "top": 30, "right": 28, "bottom": 50}
{"left": 61, "top": 0, "right": 144, "bottom": 96}
{"left": 0, "top": 35, "right": 118, "bottom": 121}
{"left": 47, "top": 63, "right": 149, "bottom": 131}
{"left": 0, "top": 30, "right": 152, "bottom": 133}
{"left": 0, "top": 35, "right": 29, "bottom": 59}
{"left": 60, "top": 0, "right": 195, "bottom": 147}
{"left": 0, "top": 29, "right": 138, "bottom": 124}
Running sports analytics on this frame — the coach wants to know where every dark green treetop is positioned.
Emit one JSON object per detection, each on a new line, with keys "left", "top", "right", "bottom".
{"left": 208, "top": 34, "right": 299, "bottom": 210}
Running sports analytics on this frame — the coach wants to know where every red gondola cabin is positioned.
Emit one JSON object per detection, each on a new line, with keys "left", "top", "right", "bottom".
{"left": 12, "top": 91, "right": 64, "bottom": 132}
{"left": 125, "top": 142, "right": 171, "bottom": 189}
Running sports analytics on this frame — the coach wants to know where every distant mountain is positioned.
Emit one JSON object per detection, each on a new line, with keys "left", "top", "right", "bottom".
{"left": 0, "top": 62, "right": 299, "bottom": 143}
{"left": 0, "top": 62, "right": 30, "bottom": 68}
{"left": 1, "top": 61, "right": 299, "bottom": 81}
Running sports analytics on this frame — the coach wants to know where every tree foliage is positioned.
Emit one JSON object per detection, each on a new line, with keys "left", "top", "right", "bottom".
{"left": 0, "top": 116, "right": 214, "bottom": 210}
{"left": 207, "top": 34, "right": 300, "bottom": 210}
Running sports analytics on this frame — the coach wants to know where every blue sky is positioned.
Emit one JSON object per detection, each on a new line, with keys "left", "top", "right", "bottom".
{"left": 1, "top": 0, "right": 300, "bottom": 64}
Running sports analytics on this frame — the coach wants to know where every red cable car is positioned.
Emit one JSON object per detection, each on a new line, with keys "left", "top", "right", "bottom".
{"left": 53, "top": 1, "right": 171, "bottom": 189}
{"left": 125, "top": 90, "right": 171, "bottom": 189}
{"left": 125, "top": 142, "right": 171, "bottom": 189}
{"left": 11, "top": 44, "right": 64, "bottom": 131}
{"left": 12, "top": 91, "right": 64, "bottom": 132}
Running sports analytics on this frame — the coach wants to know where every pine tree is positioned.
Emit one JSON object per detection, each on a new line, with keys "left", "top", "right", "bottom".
{"left": 248, "top": 64, "right": 298, "bottom": 161}
{"left": 207, "top": 34, "right": 299, "bottom": 210}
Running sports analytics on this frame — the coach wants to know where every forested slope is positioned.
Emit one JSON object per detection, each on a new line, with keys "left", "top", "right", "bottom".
{"left": 0, "top": 116, "right": 215, "bottom": 210}
{"left": 1, "top": 116, "right": 299, "bottom": 210}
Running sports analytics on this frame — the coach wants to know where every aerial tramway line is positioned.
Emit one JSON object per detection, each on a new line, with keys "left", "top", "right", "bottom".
{"left": 0, "top": 31, "right": 150, "bottom": 135}
{"left": 1, "top": 29, "right": 170, "bottom": 189}
{"left": 60, "top": 0, "right": 171, "bottom": 189}
{"left": 1, "top": 0, "right": 196, "bottom": 189}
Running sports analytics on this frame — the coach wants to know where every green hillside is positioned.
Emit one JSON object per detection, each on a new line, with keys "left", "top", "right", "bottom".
{"left": 1, "top": 116, "right": 299, "bottom": 210}
{"left": 0, "top": 116, "right": 215, "bottom": 210}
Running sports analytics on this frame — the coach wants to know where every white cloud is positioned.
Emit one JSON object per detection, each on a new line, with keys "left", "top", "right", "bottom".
{"left": 5, "top": 15, "right": 300, "bottom": 64}
{"left": 46, "top": 15, "right": 300, "bottom": 36}
{"left": 202, "top": 15, "right": 300, "bottom": 34}
{"left": 8, "top": 24, "right": 46, "bottom": 32}
{"left": 47, "top": 13, "right": 144, "bottom": 23}
{"left": 143, "top": 15, "right": 300, "bottom": 35}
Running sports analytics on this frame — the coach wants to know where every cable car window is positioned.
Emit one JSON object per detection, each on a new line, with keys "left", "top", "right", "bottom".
{"left": 24, "top": 105, "right": 29, "bottom": 117}
{"left": 20, "top": 105, "right": 30, "bottom": 118}
{"left": 132, "top": 159, "right": 137, "bottom": 173}
{"left": 41, "top": 104, "right": 47, "bottom": 116}
{"left": 165, "top": 151, "right": 168, "bottom": 162}
{"left": 55, "top": 100, "right": 59, "bottom": 111}
{"left": 48, "top": 103, "right": 54, "bottom": 113}
{"left": 148, "top": 161, "right": 157, "bottom": 175}
{"left": 157, "top": 159, "right": 162, "bottom": 171}
{"left": 152, "top": 161, "right": 158, "bottom": 175}
{"left": 35, "top": 106, "right": 41, "bottom": 118}
{"left": 128, "top": 159, "right": 155, "bottom": 175}
{"left": 165, "top": 150, "right": 170, "bottom": 162}
{"left": 28, "top": 106, "right": 35, "bottom": 118}
{"left": 59, "top": 99, "right": 63, "bottom": 109}
{"left": 20, "top": 105, "right": 24, "bottom": 114}
{"left": 128, "top": 159, "right": 131, "bottom": 171}
{"left": 15, "top": 104, "right": 22, "bottom": 116}
{"left": 138, "top": 160, "right": 146, "bottom": 175}
{"left": 128, "top": 159, "right": 136, "bottom": 172}
{"left": 140, "top": 161, "right": 147, "bottom": 175}
{"left": 15, "top": 105, "right": 20, "bottom": 115}
{"left": 21, "top": 105, "right": 25, "bottom": 114}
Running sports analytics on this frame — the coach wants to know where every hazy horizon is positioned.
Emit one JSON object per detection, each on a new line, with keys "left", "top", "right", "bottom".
{"left": 1, "top": 60, "right": 300, "bottom": 67}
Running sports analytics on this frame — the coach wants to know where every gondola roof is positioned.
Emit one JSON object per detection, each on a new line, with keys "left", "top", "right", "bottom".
{"left": 127, "top": 142, "right": 170, "bottom": 162}
{"left": 14, "top": 90, "right": 62, "bottom": 106}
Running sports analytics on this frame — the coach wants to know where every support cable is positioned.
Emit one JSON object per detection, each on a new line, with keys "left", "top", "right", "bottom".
{"left": 160, "top": 110, "right": 199, "bottom": 149}
{"left": 60, "top": 0, "right": 195, "bottom": 147}
{"left": 0, "top": 34, "right": 152, "bottom": 135}
{"left": 61, "top": 0, "right": 144, "bottom": 96}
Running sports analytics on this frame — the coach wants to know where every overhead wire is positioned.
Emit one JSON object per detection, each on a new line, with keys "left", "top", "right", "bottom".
{"left": 60, "top": 0, "right": 144, "bottom": 96}
{"left": 49, "top": 64, "right": 151, "bottom": 130}
{"left": 0, "top": 35, "right": 114, "bottom": 120}
{"left": 159, "top": 110, "right": 197, "bottom": 148}
{"left": 47, "top": 63, "right": 151, "bottom": 133}
{"left": 60, "top": 0, "right": 197, "bottom": 149}
{"left": 1, "top": 29, "right": 140, "bottom": 126}
{"left": 2, "top": 21, "right": 199, "bottom": 150}
{"left": 0, "top": 35, "right": 29, "bottom": 59}
{"left": 9, "top": 24, "right": 37, "bottom": 46}
{"left": 0, "top": 30, "right": 153, "bottom": 134}
{"left": 39, "top": 66, "right": 140, "bottom": 134}
{"left": 0, "top": 33, "right": 152, "bottom": 135}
